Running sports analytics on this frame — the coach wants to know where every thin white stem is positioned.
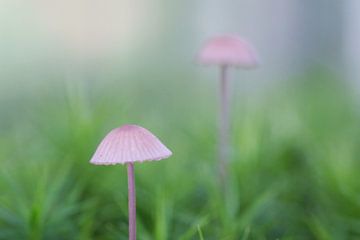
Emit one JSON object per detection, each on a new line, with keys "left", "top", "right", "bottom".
{"left": 127, "top": 163, "right": 136, "bottom": 240}
{"left": 219, "top": 65, "right": 230, "bottom": 188}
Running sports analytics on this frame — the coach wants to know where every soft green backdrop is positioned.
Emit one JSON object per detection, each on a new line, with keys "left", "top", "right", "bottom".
{"left": 1, "top": 70, "right": 359, "bottom": 239}
{"left": 1, "top": 1, "right": 360, "bottom": 239}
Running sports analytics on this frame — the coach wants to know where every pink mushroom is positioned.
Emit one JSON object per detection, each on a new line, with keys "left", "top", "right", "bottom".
{"left": 90, "top": 124, "right": 172, "bottom": 240}
{"left": 198, "top": 35, "right": 259, "bottom": 187}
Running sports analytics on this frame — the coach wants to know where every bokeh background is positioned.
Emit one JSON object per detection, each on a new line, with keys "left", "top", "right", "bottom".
{"left": 1, "top": 0, "right": 360, "bottom": 239}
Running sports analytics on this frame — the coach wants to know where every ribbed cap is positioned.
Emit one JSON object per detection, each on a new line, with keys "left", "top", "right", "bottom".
{"left": 90, "top": 125, "right": 172, "bottom": 165}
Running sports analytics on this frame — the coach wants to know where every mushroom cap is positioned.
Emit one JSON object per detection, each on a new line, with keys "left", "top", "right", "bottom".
{"left": 198, "top": 35, "right": 259, "bottom": 68}
{"left": 90, "top": 124, "right": 172, "bottom": 165}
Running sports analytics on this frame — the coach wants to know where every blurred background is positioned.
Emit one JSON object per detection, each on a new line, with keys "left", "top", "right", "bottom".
{"left": 1, "top": 0, "right": 360, "bottom": 239}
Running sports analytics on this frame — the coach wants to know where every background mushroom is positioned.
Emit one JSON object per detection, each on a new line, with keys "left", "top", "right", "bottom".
{"left": 90, "top": 124, "right": 172, "bottom": 240}
{"left": 198, "top": 35, "right": 259, "bottom": 188}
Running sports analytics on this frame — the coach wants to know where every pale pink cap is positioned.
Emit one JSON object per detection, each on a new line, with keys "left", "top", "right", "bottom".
{"left": 198, "top": 35, "right": 259, "bottom": 68}
{"left": 90, "top": 124, "right": 172, "bottom": 165}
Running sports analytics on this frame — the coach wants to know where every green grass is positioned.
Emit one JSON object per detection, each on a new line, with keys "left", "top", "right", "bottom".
{"left": 0, "top": 70, "right": 360, "bottom": 239}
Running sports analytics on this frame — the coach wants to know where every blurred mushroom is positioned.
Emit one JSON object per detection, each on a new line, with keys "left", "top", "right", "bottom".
{"left": 198, "top": 35, "right": 259, "bottom": 187}
{"left": 90, "top": 124, "right": 172, "bottom": 240}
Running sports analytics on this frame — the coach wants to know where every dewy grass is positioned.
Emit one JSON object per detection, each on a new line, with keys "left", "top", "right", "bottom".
{"left": 0, "top": 72, "right": 360, "bottom": 239}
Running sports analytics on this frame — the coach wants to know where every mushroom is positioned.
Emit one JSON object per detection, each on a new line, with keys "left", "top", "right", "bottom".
{"left": 90, "top": 124, "right": 172, "bottom": 240}
{"left": 198, "top": 35, "right": 259, "bottom": 187}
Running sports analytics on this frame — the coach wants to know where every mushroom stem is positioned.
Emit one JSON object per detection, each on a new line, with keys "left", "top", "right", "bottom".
{"left": 219, "top": 65, "right": 230, "bottom": 188}
{"left": 127, "top": 163, "right": 136, "bottom": 240}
